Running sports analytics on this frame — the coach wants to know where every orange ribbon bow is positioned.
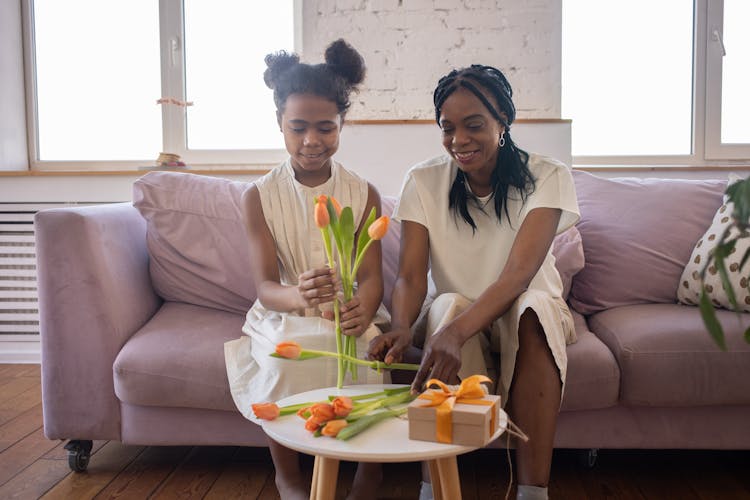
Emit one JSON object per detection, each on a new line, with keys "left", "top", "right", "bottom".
{"left": 417, "top": 375, "right": 496, "bottom": 444}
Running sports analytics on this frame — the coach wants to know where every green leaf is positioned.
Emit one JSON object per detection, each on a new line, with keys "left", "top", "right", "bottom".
{"left": 715, "top": 251, "right": 739, "bottom": 311}
{"left": 355, "top": 207, "right": 377, "bottom": 262}
{"left": 699, "top": 288, "right": 727, "bottom": 350}
{"left": 327, "top": 199, "right": 344, "bottom": 259}
{"left": 744, "top": 326, "right": 750, "bottom": 344}
{"left": 337, "top": 407, "right": 408, "bottom": 440}
{"left": 340, "top": 207, "right": 356, "bottom": 257}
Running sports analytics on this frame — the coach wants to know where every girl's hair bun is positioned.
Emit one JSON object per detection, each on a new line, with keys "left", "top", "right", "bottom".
{"left": 263, "top": 51, "right": 300, "bottom": 90}
{"left": 324, "top": 39, "right": 366, "bottom": 86}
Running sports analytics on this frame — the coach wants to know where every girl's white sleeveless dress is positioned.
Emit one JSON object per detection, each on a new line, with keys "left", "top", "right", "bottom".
{"left": 224, "top": 159, "right": 387, "bottom": 422}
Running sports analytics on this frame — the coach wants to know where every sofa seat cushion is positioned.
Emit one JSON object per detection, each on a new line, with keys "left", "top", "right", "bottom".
{"left": 114, "top": 302, "right": 243, "bottom": 411}
{"left": 589, "top": 303, "right": 750, "bottom": 406}
{"left": 561, "top": 310, "right": 620, "bottom": 411}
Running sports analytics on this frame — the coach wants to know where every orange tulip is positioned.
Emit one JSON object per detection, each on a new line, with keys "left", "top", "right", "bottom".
{"left": 331, "top": 396, "right": 353, "bottom": 417}
{"left": 305, "top": 416, "right": 321, "bottom": 432}
{"left": 329, "top": 196, "right": 342, "bottom": 216}
{"left": 309, "top": 402, "right": 336, "bottom": 422}
{"left": 275, "top": 341, "right": 302, "bottom": 359}
{"left": 368, "top": 215, "right": 390, "bottom": 240}
{"left": 321, "top": 418, "right": 348, "bottom": 437}
{"left": 251, "top": 402, "right": 280, "bottom": 421}
{"left": 315, "top": 195, "right": 327, "bottom": 204}
{"left": 296, "top": 406, "right": 312, "bottom": 419}
{"left": 314, "top": 200, "right": 330, "bottom": 228}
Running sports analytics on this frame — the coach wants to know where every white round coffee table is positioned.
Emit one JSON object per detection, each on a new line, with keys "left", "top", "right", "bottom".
{"left": 261, "top": 384, "right": 508, "bottom": 500}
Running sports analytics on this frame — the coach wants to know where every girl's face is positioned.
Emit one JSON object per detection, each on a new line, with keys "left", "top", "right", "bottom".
{"left": 438, "top": 86, "right": 505, "bottom": 179}
{"left": 279, "top": 93, "right": 341, "bottom": 184}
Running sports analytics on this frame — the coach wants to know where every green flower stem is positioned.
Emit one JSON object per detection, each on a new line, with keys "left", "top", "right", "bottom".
{"left": 346, "top": 390, "right": 415, "bottom": 419}
{"left": 326, "top": 386, "right": 410, "bottom": 402}
{"left": 278, "top": 401, "right": 324, "bottom": 416}
{"left": 320, "top": 226, "right": 345, "bottom": 389}
{"left": 337, "top": 406, "right": 409, "bottom": 441}
{"left": 297, "top": 348, "right": 420, "bottom": 372}
{"left": 350, "top": 239, "right": 374, "bottom": 283}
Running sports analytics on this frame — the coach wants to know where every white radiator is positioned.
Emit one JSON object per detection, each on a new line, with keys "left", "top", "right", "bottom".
{"left": 0, "top": 202, "right": 99, "bottom": 363}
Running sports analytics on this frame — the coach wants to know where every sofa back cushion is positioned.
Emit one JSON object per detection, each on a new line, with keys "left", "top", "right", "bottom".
{"left": 569, "top": 170, "right": 726, "bottom": 315}
{"left": 133, "top": 171, "right": 255, "bottom": 314}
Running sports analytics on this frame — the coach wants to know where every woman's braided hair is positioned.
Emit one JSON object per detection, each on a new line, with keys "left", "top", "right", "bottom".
{"left": 433, "top": 65, "right": 535, "bottom": 230}
{"left": 264, "top": 39, "right": 365, "bottom": 115}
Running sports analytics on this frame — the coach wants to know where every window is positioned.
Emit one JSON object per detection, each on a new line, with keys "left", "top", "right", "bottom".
{"left": 562, "top": 0, "right": 750, "bottom": 165}
{"left": 26, "top": 0, "right": 298, "bottom": 170}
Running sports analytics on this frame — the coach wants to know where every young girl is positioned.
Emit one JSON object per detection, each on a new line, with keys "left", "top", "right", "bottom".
{"left": 224, "top": 40, "right": 387, "bottom": 500}
{"left": 368, "top": 65, "right": 580, "bottom": 500}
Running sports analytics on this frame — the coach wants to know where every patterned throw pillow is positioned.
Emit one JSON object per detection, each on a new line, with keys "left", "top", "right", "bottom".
{"left": 677, "top": 175, "right": 750, "bottom": 311}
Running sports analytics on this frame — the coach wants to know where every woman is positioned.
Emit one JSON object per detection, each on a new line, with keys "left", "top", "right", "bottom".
{"left": 368, "top": 65, "right": 579, "bottom": 500}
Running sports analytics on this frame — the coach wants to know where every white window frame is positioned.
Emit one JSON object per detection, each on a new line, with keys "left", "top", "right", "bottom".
{"left": 22, "top": 0, "right": 302, "bottom": 171}
{"left": 704, "top": 0, "right": 749, "bottom": 159}
{"left": 569, "top": 0, "right": 750, "bottom": 167}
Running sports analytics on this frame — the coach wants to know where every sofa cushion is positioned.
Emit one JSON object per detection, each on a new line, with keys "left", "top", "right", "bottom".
{"left": 678, "top": 175, "right": 750, "bottom": 311}
{"left": 133, "top": 171, "right": 255, "bottom": 315}
{"left": 561, "top": 310, "right": 620, "bottom": 411}
{"left": 569, "top": 170, "right": 726, "bottom": 315}
{"left": 114, "top": 302, "right": 243, "bottom": 411}
{"left": 588, "top": 303, "right": 750, "bottom": 406}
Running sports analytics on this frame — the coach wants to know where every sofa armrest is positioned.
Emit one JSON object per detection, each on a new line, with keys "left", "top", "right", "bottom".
{"left": 36, "top": 203, "right": 162, "bottom": 440}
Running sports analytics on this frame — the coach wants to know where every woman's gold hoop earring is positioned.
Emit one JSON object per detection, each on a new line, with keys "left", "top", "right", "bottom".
{"left": 499, "top": 131, "right": 506, "bottom": 148}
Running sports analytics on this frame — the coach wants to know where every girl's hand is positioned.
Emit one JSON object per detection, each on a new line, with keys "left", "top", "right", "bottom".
{"left": 411, "top": 324, "right": 464, "bottom": 393}
{"left": 367, "top": 328, "right": 413, "bottom": 365}
{"left": 338, "top": 296, "right": 369, "bottom": 338}
{"left": 296, "top": 267, "right": 338, "bottom": 308}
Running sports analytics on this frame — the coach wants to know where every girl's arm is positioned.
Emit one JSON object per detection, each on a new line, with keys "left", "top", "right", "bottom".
{"left": 367, "top": 219, "right": 430, "bottom": 364}
{"left": 242, "top": 185, "right": 337, "bottom": 313}
{"left": 411, "top": 207, "right": 562, "bottom": 390}
{"left": 339, "top": 183, "right": 385, "bottom": 336}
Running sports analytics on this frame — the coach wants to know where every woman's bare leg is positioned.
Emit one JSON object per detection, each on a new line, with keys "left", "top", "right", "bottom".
{"left": 509, "top": 308, "right": 561, "bottom": 487}
{"left": 347, "top": 462, "right": 383, "bottom": 500}
{"left": 268, "top": 437, "right": 308, "bottom": 500}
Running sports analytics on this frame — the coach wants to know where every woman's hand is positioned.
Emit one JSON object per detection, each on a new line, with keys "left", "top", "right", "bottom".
{"left": 411, "top": 324, "right": 464, "bottom": 392}
{"left": 338, "top": 296, "right": 370, "bottom": 338}
{"left": 296, "top": 267, "right": 338, "bottom": 308}
{"left": 367, "top": 327, "right": 413, "bottom": 365}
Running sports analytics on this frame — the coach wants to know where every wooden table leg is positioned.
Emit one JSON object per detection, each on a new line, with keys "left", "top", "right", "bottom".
{"left": 436, "top": 456, "right": 462, "bottom": 500}
{"left": 311, "top": 456, "right": 339, "bottom": 500}
{"left": 310, "top": 456, "right": 320, "bottom": 500}
{"left": 427, "top": 460, "right": 444, "bottom": 500}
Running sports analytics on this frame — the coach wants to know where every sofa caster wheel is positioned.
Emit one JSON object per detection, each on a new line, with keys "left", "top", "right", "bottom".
{"left": 64, "top": 440, "right": 93, "bottom": 472}
{"left": 579, "top": 448, "right": 598, "bottom": 468}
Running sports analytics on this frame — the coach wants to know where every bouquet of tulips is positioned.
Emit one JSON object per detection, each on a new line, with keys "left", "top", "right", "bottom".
{"left": 252, "top": 385, "right": 416, "bottom": 440}
{"left": 314, "top": 195, "right": 390, "bottom": 388}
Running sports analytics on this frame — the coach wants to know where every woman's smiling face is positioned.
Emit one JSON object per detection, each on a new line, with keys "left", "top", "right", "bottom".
{"left": 279, "top": 93, "right": 341, "bottom": 183}
{"left": 439, "top": 86, "right": 505, "bottom": 177}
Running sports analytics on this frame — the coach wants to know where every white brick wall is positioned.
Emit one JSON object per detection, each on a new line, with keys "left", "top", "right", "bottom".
{"left": 303, "top": 0, "right": 561, "bottom": 120}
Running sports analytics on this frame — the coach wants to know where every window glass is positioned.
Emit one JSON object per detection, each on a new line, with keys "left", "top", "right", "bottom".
{"left": 562, "top": 0, "right": 693, "bottom": 156}
{"left": 720, "top": 0, "right": 750, "bottom": 144}
{"left": 34, "top": 0, "right": 161, "bottom": 161}
{"left": 184, "top": 0, "right": 294, "bottom": 150}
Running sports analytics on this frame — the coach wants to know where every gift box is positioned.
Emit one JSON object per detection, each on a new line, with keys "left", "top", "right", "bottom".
{"left": 408, "top": 392, "right": 502, "bottom": 447}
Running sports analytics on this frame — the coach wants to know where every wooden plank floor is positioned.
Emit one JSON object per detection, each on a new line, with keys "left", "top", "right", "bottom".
{"left": 1, "top": 364, "right": 749, "bottom": 499}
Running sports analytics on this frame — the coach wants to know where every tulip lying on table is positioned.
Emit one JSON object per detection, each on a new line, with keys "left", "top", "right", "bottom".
{"left": 252, "top": 387, "right": 416, "bottom": 440}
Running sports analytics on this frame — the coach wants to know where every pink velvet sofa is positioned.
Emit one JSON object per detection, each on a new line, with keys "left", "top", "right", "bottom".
{"left": 35, "top": 169, "right": 750, "bottom": 471}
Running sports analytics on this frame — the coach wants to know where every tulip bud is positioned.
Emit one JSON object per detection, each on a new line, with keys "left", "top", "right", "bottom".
{"left": 321, "top": 418, "right": 348, "bottom": 437}
{"left": 314, "top": 200, "right": 330, "bottom": 228}
{"left": 368, "top": 215, "right": 390, "bottom": 240}
{"left": 309, "top": 402, "right": 336, "bottom": 422}
{"left": 329, "top": 196, "right": 343, "bottom": 216}
{"left": 251, "top": 402, "right": 280, "bottom": 420}
{"left": 331, "top": 396, "right": 353, "bottom": 417}
{"left": 305, "top": 416, "right": 321, "bottom": 432}
{"left": 275, "top": 341, "right": 302, "bottom": 359}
